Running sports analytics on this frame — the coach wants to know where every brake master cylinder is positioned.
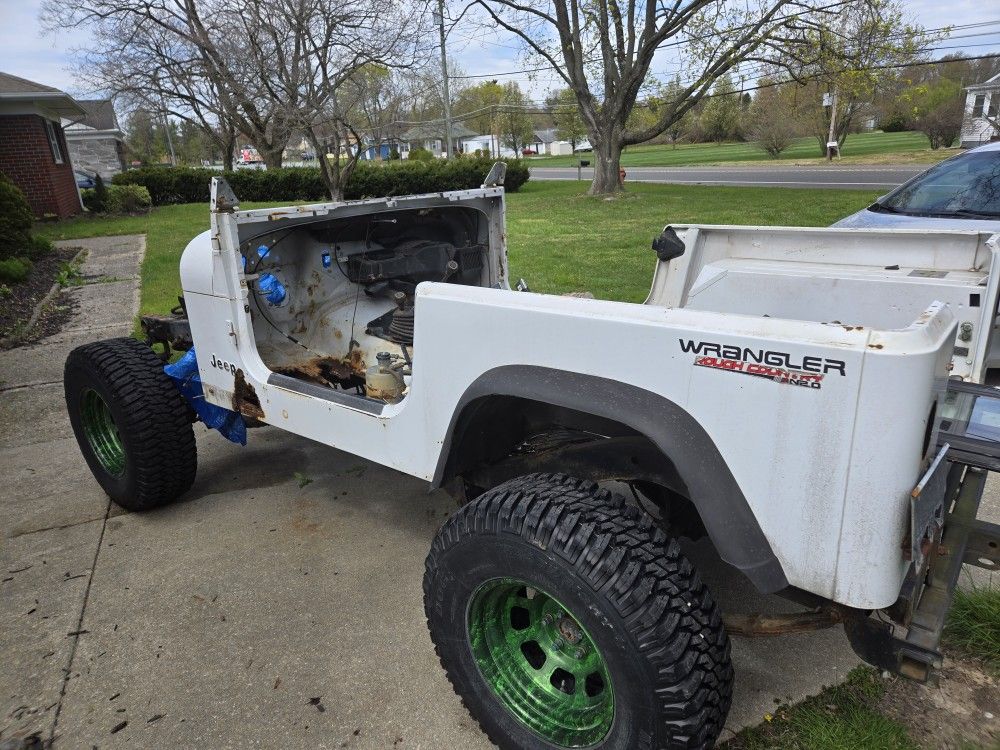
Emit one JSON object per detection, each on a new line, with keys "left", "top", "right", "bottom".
{"left": 365, "top": 352, "right": 405, "bottom": 403}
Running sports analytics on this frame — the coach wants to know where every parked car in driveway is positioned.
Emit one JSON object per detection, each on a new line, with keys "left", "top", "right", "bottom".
{"left": 833, "top": 141, "right": 1000, "bottom": 231}
{"left": 75, "top": 170, "right": 97, "bottom": 189}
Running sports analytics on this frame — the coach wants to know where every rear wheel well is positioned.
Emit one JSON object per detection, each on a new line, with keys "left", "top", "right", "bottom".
{"left": 438, "top": 395, "right": 706, "bottom": 538}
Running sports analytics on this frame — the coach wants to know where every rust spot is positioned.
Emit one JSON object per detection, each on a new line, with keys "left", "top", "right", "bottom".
{"left": 344, "top": 347, "right": 367, "bottom": 376}
{"left": 233, "top": 369, "right": 265, "bottom": 419}
{"left": 333, "top": 328, "right": 343, "bottom": 340}
{"left": 868, "top": 343, "right": 884, "bottom": 350}
{"left": 274, "top": 354, "right": 361, "bottom": 387}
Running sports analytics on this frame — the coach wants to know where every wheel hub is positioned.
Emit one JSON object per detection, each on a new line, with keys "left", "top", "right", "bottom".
{"left": 80, "top": 389, "right": 126, "bottom": 477}
{"left": 467, "top": 577, "right": 614, "bottom": 747}
{"left": 557, "top": 617, "right": 583, "bottom": 645}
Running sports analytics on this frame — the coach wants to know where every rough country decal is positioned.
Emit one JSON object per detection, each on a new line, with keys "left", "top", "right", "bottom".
{"left": 679, "top": 339, "right": 846, "bottom": 390}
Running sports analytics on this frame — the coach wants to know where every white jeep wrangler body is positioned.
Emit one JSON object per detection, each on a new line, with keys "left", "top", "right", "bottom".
{"left": 176, "top": 178, "right": 996, "bottom": 608}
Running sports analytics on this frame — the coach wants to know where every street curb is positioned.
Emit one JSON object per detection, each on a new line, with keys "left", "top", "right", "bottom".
{"left": 0, "top": 248, "right": 86, "bottom": 349}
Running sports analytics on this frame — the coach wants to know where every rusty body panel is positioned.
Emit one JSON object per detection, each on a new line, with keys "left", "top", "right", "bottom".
{"left": 232, "top": 369, "right": 265, "bottom": 419}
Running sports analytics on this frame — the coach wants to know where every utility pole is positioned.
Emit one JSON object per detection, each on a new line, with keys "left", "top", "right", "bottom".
{"left": 435, "top": 0, "right": 453, "bottom": 159}
{"left": 826, "top": 10, "right": 848, "bottom": 162}
{"left": 160, "top": 96, "right": 177, "bottom": 166}
{"left": 826, "top": 87, "right": 839, "bottom": 161}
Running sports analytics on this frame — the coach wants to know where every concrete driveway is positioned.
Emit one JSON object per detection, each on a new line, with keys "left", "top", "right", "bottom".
{"left": 2, "top": 234, "right": 985, "bottom": 748}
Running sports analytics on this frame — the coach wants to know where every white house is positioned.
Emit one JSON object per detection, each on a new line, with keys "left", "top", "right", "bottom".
{"left": 459, "top": 134, "right": 516, "bottom": 158}
{"left": 961, "top": 73, "right": 1000, "bottom": 148}
{"left": 524, "top": 129, "right": 573, "bottom": 156}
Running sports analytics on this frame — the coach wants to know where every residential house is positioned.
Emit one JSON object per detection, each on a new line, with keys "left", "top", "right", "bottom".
{"left": 460, "top": 134, "right": 517, "bottom": 158}
{"left": 0, "top": 71, "right": 85, "bottom": 218}
{"left": 63, "top": 99, "right": 125, "bottom": 179}
{"left": 526, "top": 128, "right": 574, "bottom": 155}
{"left": 400, "top": 122, "right": 476, "bottom": 158}
{"left": 961, "top": 73, "right": 1000, "bottom": 148}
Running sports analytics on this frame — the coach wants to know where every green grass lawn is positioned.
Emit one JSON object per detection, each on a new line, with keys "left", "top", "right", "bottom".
{"left": 531, "top": 130, "right": 951, "bottom": 168}
{"left": 505, "top": 181, "right": 877, "bottom": 301}
{"left": 35, "top": 181, "right": 878, "bottom": 314}
{"left": 728, "top": 668, "right": 917, "bottom": 750}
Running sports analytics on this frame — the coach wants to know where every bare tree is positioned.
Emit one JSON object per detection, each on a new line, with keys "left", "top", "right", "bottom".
{"left": 747, "top": 82, "right": 801, "bottom": 157}
{"left": 44, "top": 0, "right": 431, "bottom": 193}
{"left": 473, "top": 0, "right": 840, "bottom": 194}
{"left": 344, "top": 65, "right": 409, "bottom": 160}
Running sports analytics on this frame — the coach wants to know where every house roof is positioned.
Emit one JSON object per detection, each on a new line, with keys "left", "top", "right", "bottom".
{"left": 966, "top": 72, "right": 1000, "bottom": 92}
{"left": 402, "top": 121, "right": 477, "bottom": 141}
{"left": 533, "top": 128, "right": 558, "bottom": 143}
{"left": 73, "top": 99, "right": 120, "bottom": 131}
{"left": 0, "top": 71, "right": 86, "bottom": 119}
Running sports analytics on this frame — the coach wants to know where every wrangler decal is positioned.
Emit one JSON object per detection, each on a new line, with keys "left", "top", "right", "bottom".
{"left": 680, "top": 339, "right": 846, "bottom": 390}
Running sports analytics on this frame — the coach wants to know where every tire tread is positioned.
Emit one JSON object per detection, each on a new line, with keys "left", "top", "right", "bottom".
{"left": 64, "top": 337, "right": 197, "bottom": 510}
{"left": 424, "top": 472, "right": 733, "bottom": 749}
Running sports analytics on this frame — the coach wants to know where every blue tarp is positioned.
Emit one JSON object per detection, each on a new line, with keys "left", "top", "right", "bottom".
{"left": 164, "top": 348, "right": 247, "bottom": 445}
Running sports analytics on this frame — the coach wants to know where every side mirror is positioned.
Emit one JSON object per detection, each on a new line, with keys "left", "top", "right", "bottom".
{"left": 652, "top": 226, "right": 685, "bottom": 262}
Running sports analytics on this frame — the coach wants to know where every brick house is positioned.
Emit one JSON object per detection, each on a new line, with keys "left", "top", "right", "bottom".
{"left": 64, "top": 99, "right": 125, "bottom": 179}
{"left": 0, "top": 72, "right": 86, "bottom": 219}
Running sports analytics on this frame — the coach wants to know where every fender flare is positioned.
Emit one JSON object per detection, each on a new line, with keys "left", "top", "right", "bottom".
{"left": 431, "top": 365, "right": 788, "bottom": 594}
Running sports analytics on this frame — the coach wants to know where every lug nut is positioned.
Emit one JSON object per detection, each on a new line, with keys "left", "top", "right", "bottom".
{"left": 551, "top": 638, "right": 564, "bottom": 651}
{"left": 574, "top": 646, "right": 587, "bottom": 659}
{"left": 541, "top": 614, "right": 554, "bottom": 626}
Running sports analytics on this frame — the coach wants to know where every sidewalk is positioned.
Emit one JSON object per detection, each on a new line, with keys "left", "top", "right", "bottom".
{"left": 1, "top": 235, "right": 865, "bottom": 747}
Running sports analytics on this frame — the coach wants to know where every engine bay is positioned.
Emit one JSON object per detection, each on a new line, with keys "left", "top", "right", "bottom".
{"left": 240, "top": 205, "right": 492, "bottom": 403}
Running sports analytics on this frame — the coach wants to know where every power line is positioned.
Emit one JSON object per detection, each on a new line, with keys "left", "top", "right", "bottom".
{"left": 392, "top": 51, "right": 1000, "bottom": 130}
{"left": 450, "top": 15, "right": 1000, "bottom": 81}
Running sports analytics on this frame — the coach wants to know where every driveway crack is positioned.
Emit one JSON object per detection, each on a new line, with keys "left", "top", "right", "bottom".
{"left": 48, "top": 496, "right": 112, "bottom": 747}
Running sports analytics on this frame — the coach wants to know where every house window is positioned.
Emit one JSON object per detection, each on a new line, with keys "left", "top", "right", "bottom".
{"left": 989, "top": 95, "right": 999, "bottom": 118}
{"left": 972, "top": 95, "right": 985, "bottom": 118}
{"left": 44, "top": 119, "right": 64, "bottom": 164}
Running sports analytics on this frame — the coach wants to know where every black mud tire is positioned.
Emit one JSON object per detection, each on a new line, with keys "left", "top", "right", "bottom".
{"left": 424, "top": 473, "right": 733, "bottom": 750}
{"left": 64, "top": 337, "right": 197, "bottom": 511}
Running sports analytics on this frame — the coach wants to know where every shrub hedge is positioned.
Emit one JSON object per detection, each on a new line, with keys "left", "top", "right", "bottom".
{"left": 83, "top": 184, "right": 152, "bottom": 214}
{"left": 0, "top": 172, "right": 51, "bottom": 265}
{"left": 0, "top": 173, "right": 35, "bottom": 261}
{"left": 112, "top": 157, "right": 529, "bottom": 206}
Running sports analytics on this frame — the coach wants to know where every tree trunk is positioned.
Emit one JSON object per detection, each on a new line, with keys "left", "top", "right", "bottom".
{"left": 221, "top": 133, "right": 236, "bottom": 171}
{"left": 589, "top": 139, "right": 624, "bottom": 195}
{"left": 262, "top": 148, "right": 284, "bottom": 169}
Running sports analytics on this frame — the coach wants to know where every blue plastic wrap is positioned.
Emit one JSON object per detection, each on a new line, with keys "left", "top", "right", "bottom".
{"left": 257, "top": 273, "right": 286, "bottom": 306}
{"left": 164, "top": 349, "right": 247, "bottom": 445}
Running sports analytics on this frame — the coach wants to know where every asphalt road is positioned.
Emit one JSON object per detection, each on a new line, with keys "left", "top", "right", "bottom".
{"left": 530, "top": 164, "right": 927, "bottom": 189}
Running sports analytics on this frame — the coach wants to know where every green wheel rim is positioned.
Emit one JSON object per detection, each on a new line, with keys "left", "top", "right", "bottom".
{"left": 467, "top": 577, "right": 614, "bottom": 747}
{"left": 80, "top": 389, "right": 126, "bottom": 477}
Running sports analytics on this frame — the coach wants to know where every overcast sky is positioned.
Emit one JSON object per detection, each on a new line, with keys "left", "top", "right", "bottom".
{"left": 0, "top": 0, "right": 997, "bottom": 103}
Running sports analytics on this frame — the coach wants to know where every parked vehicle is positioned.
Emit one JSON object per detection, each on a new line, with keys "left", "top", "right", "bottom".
{"left": 573, "top": 140, "right": 592, "bottom": 152}
{"left": 63, "top": 169, "right": 1000, "bottom": 749}
{"left": 75, "top": 170, "right": 96, "bottom": 189}
{"left": 834, "top": 141, "right": 1000, "bottom": 231}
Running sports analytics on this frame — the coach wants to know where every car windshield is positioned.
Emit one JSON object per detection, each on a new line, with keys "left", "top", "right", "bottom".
{"left": 878, "top": 152, "right": 1000, "bottom": 218}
